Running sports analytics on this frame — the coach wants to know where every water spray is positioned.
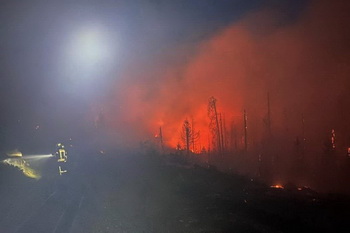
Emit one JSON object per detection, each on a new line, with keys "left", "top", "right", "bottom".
{"left": 2, "top": 157, "right": 42, "bottom": 179}
{"left": 18, "top": 154, "right": 54, "bottom": 160}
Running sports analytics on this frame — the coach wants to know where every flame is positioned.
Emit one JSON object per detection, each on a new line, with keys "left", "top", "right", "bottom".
{"left": 270, "top": 184, "right": 284, "bottom": 189}
{"left": 100, "top": 0, "right": 350, "bottom": 160}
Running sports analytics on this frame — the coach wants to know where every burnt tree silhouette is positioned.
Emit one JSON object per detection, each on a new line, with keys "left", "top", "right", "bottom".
{"left": 208, "top": 96, "right": 222, "bottom": 154}
{"left": 181, "top": 119, "right": 200, "bottom": 155}
{"left": 243, "top": 109, "right": 248, "bottom": 152}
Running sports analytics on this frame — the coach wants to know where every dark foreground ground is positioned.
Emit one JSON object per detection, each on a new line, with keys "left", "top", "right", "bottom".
{"left": 0, "top": 149, "right": 350, "bottom": 233}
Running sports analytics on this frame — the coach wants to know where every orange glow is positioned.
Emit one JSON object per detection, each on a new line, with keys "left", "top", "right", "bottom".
{"left": 270, "top": 185, "right": 284, "bottom": 189}
{"left": 100, "top": 0, "right": 350, "bottom": 157}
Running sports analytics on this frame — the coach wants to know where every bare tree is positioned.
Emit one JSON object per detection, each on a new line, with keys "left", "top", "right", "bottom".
{"left": 159, "top": 126, "right": 164, "bottom": 152}
{"left": 244, "top": 109, "right": 248, "bottom": 152}
{"left": 181, "top": 119, "right": 200, "bottom": 155}
{"left": 208, "top": 96, "right": 222, "bottom": 154}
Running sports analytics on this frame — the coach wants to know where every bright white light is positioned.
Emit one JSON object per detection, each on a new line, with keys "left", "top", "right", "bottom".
{"left": 73, "top": 28, "right": 108, "bottom": 65}
{"left": 64, "top": 23, "right": 116, "bottom": 79}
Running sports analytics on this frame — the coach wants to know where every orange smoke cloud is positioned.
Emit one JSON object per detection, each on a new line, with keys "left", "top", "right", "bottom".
{"left": 103, "top": 0, "right": 350, "bottom": 151}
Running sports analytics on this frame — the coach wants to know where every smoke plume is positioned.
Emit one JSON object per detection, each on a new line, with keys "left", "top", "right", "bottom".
{"left": 102, "top": 0, "right": 350, "bottom": 155}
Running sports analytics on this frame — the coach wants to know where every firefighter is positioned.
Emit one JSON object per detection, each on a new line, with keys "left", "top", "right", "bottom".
{"left": 56, "top": 143, "right": 67, "bottom": 175}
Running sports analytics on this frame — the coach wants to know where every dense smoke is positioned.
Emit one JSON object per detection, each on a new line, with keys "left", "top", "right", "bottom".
{"left": 103, "top": 0, "right": 350, "bottom": 156}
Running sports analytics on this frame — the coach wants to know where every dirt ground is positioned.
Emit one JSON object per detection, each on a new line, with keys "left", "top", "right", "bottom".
{"left": 1, "top": 150, "right": 350, "bottom": 233}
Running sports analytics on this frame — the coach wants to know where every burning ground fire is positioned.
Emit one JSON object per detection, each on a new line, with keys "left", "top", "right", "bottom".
{"left": 270, "top": 185, "right": 284, "bottom": 189}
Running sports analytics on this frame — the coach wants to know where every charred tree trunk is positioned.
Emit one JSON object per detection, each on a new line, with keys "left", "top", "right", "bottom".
{"left": 267, "top": 92, "right": 271, "bottom": 137}
{"left": 244, "top": 109, "right": 248, "bottom": 152}
{"left": 186, "top": 126, "right": 190, "bottom": 155}
{"left": 219, "top": 113, "right": 225, "bottom": 154}
{"left": 208, "top": 97, "right": 222, "bottom": 154}
{"left": 159, "top": 126, "right": 164, "bottom": 152}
